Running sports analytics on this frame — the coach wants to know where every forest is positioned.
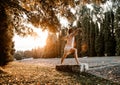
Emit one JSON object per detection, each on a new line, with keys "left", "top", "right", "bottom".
{"left": 0, "top": 0, "right": 120, "bottom": 66}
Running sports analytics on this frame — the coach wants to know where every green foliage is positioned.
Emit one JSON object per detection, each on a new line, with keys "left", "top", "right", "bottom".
{"left": 14, "top": 51, "right": 32, "bottom": 60}
{"left": 32, "top": 48, "right": 44, "bottom": 58}
{"left": 115, "top": 28, "right": 120, "bottom": 55}
{"left": 43, "top": 33, "right": 59, "bottom": 58}
{"left": 115, "top": 7, "right": 120, "bottom": 55}
{"left": 116, "top": 38, "right": 120, "bottom": 55}
{"left": 103, "top": 11, "right": 116, "bottom": 56}
{"left": 104, "top": 30, "right": 116, "bottom": 56}
{"left": 89, "top": 21, "right": 97, "bottom": 56}
{"left": 95, "top": 33, "right": 104, "bottom": 56}
{"left": 14, "top": 53, "right": 23, "bottom": 60}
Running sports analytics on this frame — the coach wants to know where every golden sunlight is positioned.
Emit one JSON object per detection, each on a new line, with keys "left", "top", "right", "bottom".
{"left": 13, "top": 25, "right": 48, "bottom": 51}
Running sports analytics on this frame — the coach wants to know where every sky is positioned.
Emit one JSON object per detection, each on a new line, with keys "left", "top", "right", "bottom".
{"left": 13, "top": 29, "right": 48, "bottom": 51}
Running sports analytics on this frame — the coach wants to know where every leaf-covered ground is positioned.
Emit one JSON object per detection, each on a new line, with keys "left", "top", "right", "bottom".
{"left": 88, "top": 64, "right": 120, "bottom": 84}
{"left": 0, "top": 61, "right": 119, "bottom": 85}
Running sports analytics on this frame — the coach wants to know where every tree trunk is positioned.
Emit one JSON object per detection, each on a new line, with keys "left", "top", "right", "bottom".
{"left": 0, "top": 6, "right": 14, "bottom": 66}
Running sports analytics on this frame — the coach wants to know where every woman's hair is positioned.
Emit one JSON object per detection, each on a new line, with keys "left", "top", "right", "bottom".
{"left": 68, "top": 28, "right": 73, "bottom": 34}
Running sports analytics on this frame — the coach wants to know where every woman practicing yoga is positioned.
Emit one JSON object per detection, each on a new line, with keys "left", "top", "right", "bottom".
{"left": 61, "top": 28, "right": 82, "bottom": 64}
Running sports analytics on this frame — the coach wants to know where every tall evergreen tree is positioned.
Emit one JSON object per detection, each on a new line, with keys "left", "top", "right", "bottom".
{"left": 95, "top": 23, "right": 104, "bottom": 56}
{"left": 115, "top": 7, "right": 120, "bottom": 55}
{"left": 95, "top": 33, "right": 104, "bottom": 56}
{"left": 103, "top": 11, "right": 116, "bottom": 56}
{"left": 44, "top": 33, "right": 59, "bottom": 58}
{"left": 81, "top": 15, "right": 90, "bottom": 56}
{"left": 89, "top": 21, "right": 97, "bottom": 56}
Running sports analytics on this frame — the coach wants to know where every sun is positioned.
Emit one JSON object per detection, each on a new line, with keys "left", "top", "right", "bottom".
{"left": 33, "top": 28, "right": 48, "bottom": 48}
{"left": 13, "top": 25, "right": 48, "bottom": 51}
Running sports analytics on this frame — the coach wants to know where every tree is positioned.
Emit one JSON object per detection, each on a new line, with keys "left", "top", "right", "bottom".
{"left": 103, "top": 11, "right": 116, "bottom": 56}
{"left": 44, "top": 33, "right": 59, "bottom": 58}
{"left": 95, "top": 33, "right": 104, "bottom": 56}
{"left": 115, "top": 7, "right": 120, "bottom": 55}
{"left": 89, "top": 21, "right": 97, "bottom": 56}
{"left": 0, "top": 5, "right": 14, "bottom": 65}
{"left": 0, "top": 0, "right": 32, "bottom": 66}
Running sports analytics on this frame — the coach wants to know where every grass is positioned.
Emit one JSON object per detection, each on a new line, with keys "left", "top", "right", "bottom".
{"left": 0, "top": 61, "right": 119, "bottom": 85}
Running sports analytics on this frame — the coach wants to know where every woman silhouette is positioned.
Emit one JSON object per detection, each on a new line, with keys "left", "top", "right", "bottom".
{"left": 61, "top": 28, "right": 82, "bottom": 64}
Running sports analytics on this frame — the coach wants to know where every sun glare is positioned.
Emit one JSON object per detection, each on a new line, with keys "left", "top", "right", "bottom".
{"left": 13, "top": 25, "right": 48, "bottom": 51}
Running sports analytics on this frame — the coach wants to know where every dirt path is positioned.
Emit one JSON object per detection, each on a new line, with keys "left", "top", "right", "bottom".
{"left": 19, "top": 57, "right": 120, "bottom": 68}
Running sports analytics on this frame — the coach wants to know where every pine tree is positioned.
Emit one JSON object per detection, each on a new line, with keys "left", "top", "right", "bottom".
{"left": 103, "top": 11, "right": 116, "bottom": 56}
{"left": 115, "top": 7, "right": 120, "bottom": 55}
{"left": 89, "top": 21, "right": 97, "bottom": 56}
{"left": 95, "top": 33, "right": 104, "bottom": 56}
